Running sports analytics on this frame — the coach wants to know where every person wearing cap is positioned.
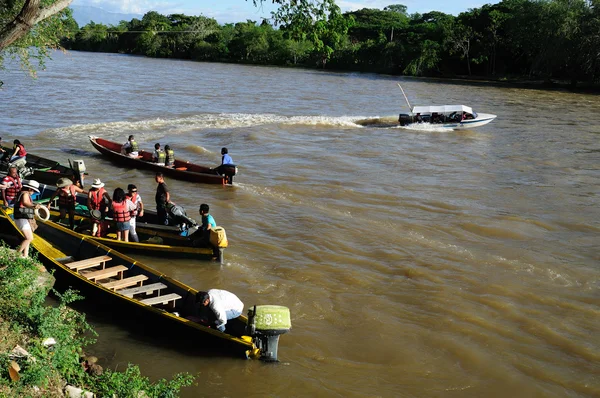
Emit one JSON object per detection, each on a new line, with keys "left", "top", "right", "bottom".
{"left": 9, "top": 139, "right": 27, "bottom": 163}
{"left": 47, "top": 177, "right": 87, "bottom": 229}
{"left": 121, "top": 135, "right": 139, "bottom": 158}
{"left": 196, "top": 289, "right": 244, "bottom": 332}
{"left": 1, "top": 165, "right": 22, "bottom": 207}
{"left": 152, "top": 143, "right": 166, "bottom": 166}
{"left": 14, "top": 180, "right": 42, "bottom": 257}
{"left": 154, "top": 172, "right": 170, "bottom": 225}
{"left": 87, "top": 178, "right": 111, "bottom": 237}
{"left": 126, "top": 184, "right": 144, "bottom": 242}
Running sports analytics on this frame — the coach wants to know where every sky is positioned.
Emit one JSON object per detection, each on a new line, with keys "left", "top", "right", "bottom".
{"left": 73, "top": 0, "right": 495, "bottom": 24}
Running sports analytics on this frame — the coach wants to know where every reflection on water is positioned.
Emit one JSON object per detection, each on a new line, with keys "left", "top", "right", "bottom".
{"left": 2, "top": 51, "right": 600, "bottom": 397}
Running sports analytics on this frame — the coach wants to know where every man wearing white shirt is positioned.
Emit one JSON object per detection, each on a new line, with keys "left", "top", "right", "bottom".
{"left": 197, "top": 289, "right": 244, "bottom": 332}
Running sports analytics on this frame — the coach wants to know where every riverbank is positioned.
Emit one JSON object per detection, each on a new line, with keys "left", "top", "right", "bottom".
{"left": 0, "top": 246, "right": 194, "bottom": 397}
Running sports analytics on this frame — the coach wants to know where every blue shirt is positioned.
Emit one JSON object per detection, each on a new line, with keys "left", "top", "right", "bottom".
{"left": 222, "top": 154, "right": 233, "bottom": 164}
{"left": 202, "top": 214, "right": 216, "bottom": 230}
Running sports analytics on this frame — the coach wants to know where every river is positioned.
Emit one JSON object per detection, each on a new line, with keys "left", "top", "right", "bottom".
{"left": 1, "top": 51, "right": 599, "bottom": 397}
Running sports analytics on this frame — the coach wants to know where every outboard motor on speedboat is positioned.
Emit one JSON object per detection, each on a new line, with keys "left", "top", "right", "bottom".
{"left": 247, "top": 305, "right": 291, "bottom": 362}
{"left": 398, "top": 114, "right": 413, "bottom": 126}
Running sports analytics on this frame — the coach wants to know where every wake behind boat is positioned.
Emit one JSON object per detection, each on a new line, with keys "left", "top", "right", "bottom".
{"left": 89, "top": 136, "right": 237, "bottom": 185}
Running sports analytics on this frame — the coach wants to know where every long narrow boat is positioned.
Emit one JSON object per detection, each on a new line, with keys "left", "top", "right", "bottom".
{"left": 1, "top": 147, "right": 86, "bottom": 187}
{"left": 0, "top": 210, "right": 290, "bottom": 361}
{"left": 1, "top": 183, "right": 227, "bottom": 263}
{"left": 89, "top": 136, "right": 237, "bottom": 185}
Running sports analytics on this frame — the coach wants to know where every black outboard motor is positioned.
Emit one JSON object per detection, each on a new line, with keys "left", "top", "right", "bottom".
{"left": 247, "top": 305, "right": 291, "bottom": 362}
{"left": 166, "top": 203, "right": 198, "bottom": 230}
{"left": 398, "top": 114, "right": 413, "bottom": 126}
{"left": 218, "top": 164, "right": 237, "bottom": 185}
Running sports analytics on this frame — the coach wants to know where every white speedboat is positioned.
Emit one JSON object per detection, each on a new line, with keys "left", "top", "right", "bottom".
{"left": 398, "top": 105, "right": 497, "bottom": 130}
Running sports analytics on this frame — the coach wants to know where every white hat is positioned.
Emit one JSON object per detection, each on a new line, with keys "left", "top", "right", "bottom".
{"left": 91, "top": 178, "right": 105, "bottom": 189}
{"left": 56, "top": 178, "right": 73, "bottom": 188}
{"left": 22, "top": 180, "right": 40, "bottom": 193}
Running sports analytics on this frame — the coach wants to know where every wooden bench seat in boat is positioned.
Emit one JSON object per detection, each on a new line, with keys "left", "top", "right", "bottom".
{"left": 102, "top": 275, "right": 148, "bottom": 291}
{"left": 83, "top": 265, "right": 127, "bottom": 282}
{"left": 118, "top": 282, "right": 167, "bottom": 298}
{"left": 140, "top": 293, "right": 181, "bottom": 307}
{"left": 65, "top": 255, "right": 112, "bottom": 272}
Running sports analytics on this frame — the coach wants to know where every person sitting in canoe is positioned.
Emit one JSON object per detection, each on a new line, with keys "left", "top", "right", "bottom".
{"left": 121, "top": 135, "right": 139, "bottom": 158}
{"left": 47, "top": 177, "right": 87, "bottom": 230}
{"left": 196, "top": 289, "right": 244, "bottom": 332}
{"left": 152, "top": 143, "right": 166, "bottom": 166}
{"left": 87, "top": 178, "right": 111, "bottom": 237}
{"left": 110, "top": 187, "right": 136, "bottom": 242}
{"left": 9, "top": 139, "right": 27, "bottom": 163}
{"left": 165, "top": 145, "right": 175, "bottom": 168}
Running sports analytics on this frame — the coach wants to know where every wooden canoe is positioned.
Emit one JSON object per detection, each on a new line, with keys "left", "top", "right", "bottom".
{"left": 88, "top": 136, "right": 233, "bottom": 184}
{"left": 1, "top": 147, "right": 85, "bottom": 187}
{"left": 2, "top": 183, "right": 225, "bottom": 263}
{"left": 0, "top": 210, "right": 259, "bottom": 359}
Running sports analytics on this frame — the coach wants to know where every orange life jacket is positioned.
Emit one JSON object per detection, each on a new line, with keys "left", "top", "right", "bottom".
{"left": 3, "top": 175, "right": 21, "bottom": 200}
{"left": 112, "top": 200, "right": 131, "bottom": 222}
{"left": 89, "top": 188, "right": 106, "bottom": 210}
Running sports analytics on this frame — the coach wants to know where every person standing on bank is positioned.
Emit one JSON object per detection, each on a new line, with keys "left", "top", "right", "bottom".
{"left": 111, "top": 187, "right": 136, "bottom": 242}
{"left": 1, "top": 165, "right": 22, "bottom": 207}
{"left": 152, "top": 143, "right": 166, "bottom": 166}
{"left": 121, "top": 135, "right": 139, "bottom": 158}
{"left": 14, "top": 180, "right": 42, "bottom": 258}
{"left": 9, "top": 139, "right": 27, "bottom": 163}
{"left": 87, "top": 178, "right": 111, "bottom": 237}
{"left": 47, "top": 178, "right": 87, "bottom": 230}
{"left": 126, "top": 184, "right": 144, "bottom": 242}
{"left": 154, "top": 172, "right": 170, "bottom": 225}
{"left": 196, "top": 289, "right": 244, "bottom": 332}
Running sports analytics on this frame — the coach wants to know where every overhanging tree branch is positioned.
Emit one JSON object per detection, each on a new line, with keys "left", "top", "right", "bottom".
{"left": 0, "top": 0, "right": 73, "bottom": 50}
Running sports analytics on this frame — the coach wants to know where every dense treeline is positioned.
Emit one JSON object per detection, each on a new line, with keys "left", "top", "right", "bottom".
{"left": 62, "top": 0, "right": 600, "bottom": 87}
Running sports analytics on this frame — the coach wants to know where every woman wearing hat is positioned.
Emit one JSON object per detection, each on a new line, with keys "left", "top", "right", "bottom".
{"left": 14, "top": 180, "right": 42, "bottom": 257}
{"left": 46, "top": 177, "right": 87, "bottom": 229}
{"left": 87, "top": 178, "right": 111, "bottom": 237}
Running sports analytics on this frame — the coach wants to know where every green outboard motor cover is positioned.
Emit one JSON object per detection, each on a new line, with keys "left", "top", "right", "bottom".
{"left": 251, "top": 305, "right": 291, "bottom": 332}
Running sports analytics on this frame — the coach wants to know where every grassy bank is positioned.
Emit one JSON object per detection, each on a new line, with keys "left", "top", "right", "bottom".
{"left": 0, "top": 245, "right": 194, "bottom": 397}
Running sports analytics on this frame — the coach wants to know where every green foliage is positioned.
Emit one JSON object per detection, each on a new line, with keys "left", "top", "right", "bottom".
{"left": 0, "top": 245, "right": 194, "bottom": 396}
{"left": 93, "top": 364, "right": 194, "bottom": 398}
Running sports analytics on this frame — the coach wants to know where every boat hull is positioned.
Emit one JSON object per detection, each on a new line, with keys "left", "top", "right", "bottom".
{"left": 0, "top": 213, "right": 253, "bottom": 358}
{"left": 89, "top": 137, "right": 227, "bottom": 184}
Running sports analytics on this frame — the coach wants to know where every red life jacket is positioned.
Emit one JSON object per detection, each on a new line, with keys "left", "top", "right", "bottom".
{"left": 89, "top": 188, "right": 106, "bottom": 210}
{"left": 2, "top": 175, "right": 21, "bottom": 200}
{"left": 126, "top": 192, "right": 139, "bottom": 216}
{"left": 112, "top": 200, "right": 131, "bottom": 222}
{"left": 14, "top": 192, "right": 34, "bottom": 220}
{"left": 57, "top": 185, "right": 77, "bottom": 207}
{"left": 15, "top": 144, "right": 27, "bottom": 157}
